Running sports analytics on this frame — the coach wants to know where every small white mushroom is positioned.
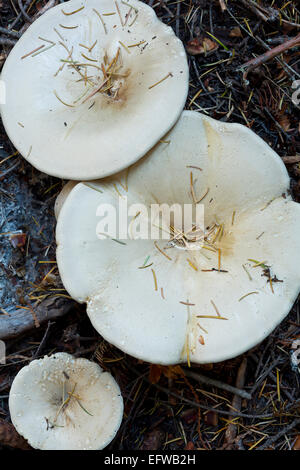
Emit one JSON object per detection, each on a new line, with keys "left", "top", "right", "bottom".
{"left": 9, "top": 352, "right": 123, "bottom": 450}
{"left": 56, "top": 111, "right": 300, "bottom": 364}
{"left": 0, "top": 0, "right": 188, "bottom": 180}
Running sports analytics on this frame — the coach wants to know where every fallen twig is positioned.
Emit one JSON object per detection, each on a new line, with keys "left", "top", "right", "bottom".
{"left": 223, "top": 358, "right": 248, "bottom": 449}
{"left": 240, "top": 32, "right": 300, "bottom": 78}
{"left": 238, "top": 0, "right": 272, "bottom": 23}
{"left": 0, "top": 161, "right": 20, "bottom": 178}
{"left": 18, "top": 0, "right": 33, "bottom": 23}
{"left": 257, "top": 418, "right": 300, "bottom": 450}
{"left": 0, "top": 27, "right": 21, "bottom": 39}
{"left": 238, "top": 0, "right": 300, "bottom": 29}
{"left": 0, "top": 297, "right": 74, "bottom": 340}
{"left": 184, "top": 368, "right": 252, "bottom": 400}
{"left": 32, "top": 0, "right": 57, "bottom": 21}
{"left": 8, "top": 0, "right": 31, "bottom": 30}
{"left": 32, "top": 321, "right": 53, "bottom": 360}
{"left": 219, "top": 0, "right": 226, "bottom": 13}
{"left": 0, "top": 38, "right": 17, "bottom": 46}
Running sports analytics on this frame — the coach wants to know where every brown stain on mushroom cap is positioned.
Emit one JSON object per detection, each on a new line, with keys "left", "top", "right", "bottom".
{"left": 214, "top": 228, "right": 235, "bottom": 259}
{"left": 201, "top": 119, "right": 236, "bottom": 258}
{"left": 203, "top": 119, "right": 223, "bottom": 163}
{"left": 62, "top": 70, "right": 134, "bottom": 140}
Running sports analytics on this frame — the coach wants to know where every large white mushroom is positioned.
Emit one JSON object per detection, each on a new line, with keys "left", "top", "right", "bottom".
{"left": 9, "top": 352, "right": 123, "bottom": 450}
{"left": 0, "top": 0, "right": 188, "bottom": 180}
{"left": 56, "top": 111, "right": 300, "bottom": 365}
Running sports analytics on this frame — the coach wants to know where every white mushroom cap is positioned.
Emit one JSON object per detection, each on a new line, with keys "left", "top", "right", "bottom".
{"left": 0, "top": 0, "right": 188, "bottom": 180}
{"left": 9, "top": 352, "right": 123, "bottom": 450}
{"left": 56, "top": 111, "right": 300, "bottom": 364}
{"left": 54, "top": 181, "right": 77, "bottom": 219}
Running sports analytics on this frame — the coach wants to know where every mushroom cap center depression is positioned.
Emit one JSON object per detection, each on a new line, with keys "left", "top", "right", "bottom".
{"left": 45, "top": 375, "right": 91, "bottom": 428}
{"left": 59, "top": 43, "right": 133, "bottom": 108}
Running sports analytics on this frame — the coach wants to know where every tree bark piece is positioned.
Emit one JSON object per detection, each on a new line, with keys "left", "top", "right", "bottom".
{"left": 0, "top": 297, "right": 74, "bottom": 341}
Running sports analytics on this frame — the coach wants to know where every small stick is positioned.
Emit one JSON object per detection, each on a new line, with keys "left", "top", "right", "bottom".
{"left": 201, "top": 268, "right": 228, "bottom": 273}
{"left": 197, "top": 187, "right": 209, "bottom": 203}
{"left": 240, "top": 32, "right": 300, "bottom": 77}
{"left": 89, "top": 40, "right": 97, "bottom": 53}
{"left": 238, "top": 0, "right": 269, "bottom": 22}
{"left": 219, "top": 0, "right": 227, "bottom": 12}
{"left": 154, "top": 241, "right": 172, "bottom": 261}
{"left": 189, "top": 88, "right": 202, "bottom": 107}
{"left": 81, "top": 53, "right": 98, "bottom": 62}
{"left": 187, "top": 259, "right": 198, "bottom": 271}
{"left": 210, "top": 300, "right": 220, "bottom": 316}
{"left": 21, "top": 45, "right": 44, "bottom": 59}
{"left": 149, "top": 73, "right": 172, "bottom": 90}
{"left": 82, "top": 78, "right": 110, "bottom": 103}
{"left": 184, "top": 368, "right": 252, "bottom": 400}
{"left": 18, "top": 0, "right": 33, "bottom": 23}
{"left": 239, "top": 291, "right": 259, "bottom": 301}
{"left": 124, "top": 6, "right": 133, "bottom": 26}
{"left": 242, "top": 264, "right": 252, "bottom": 281}
{"left": 190, "top": 171, "right": 197, "bottom": 204}
{"left": 0, "top": 27, "right": 21, "bottom": 38}
{"left": 38, "top": 36, "right": 55, "bottom": 45}
{"left": 119, "top": 40, "right": 131, "bottom": 53}
{"left": 138, "top": 263, "right": 153, "bottom": 270}
{"left": 0, "top": 38, "right": 17, "bottom": 46}
{"left": 115, "top": 1, "right": 124, "bottom": 26}
{"left": 32, "top": 321, "right": 53, "bottom": 360}
{"left": 121, "top": 0, "right": 138, "bottom": 12}
{"left": 53, "top": 90, "right": 75, "bottom": 108}
{"left": 62, "top": 6, "right": 84, "bottom": 15}
{"left": 257, "top": 419, "right": 300, "bottom": 451}
{"left": 196, "top": 315, "right": 228, "bottom": 320}
{"left": 128, "top": 40, "right": 146, "bottom": 47}
{"left": 53, "top": 27, "right": 65, "bottom": 41}
{"left": 93, "top": 8, "right": 107, "bottom": 34}
{"left": 232, "top": 210, "right": 236, "bottom": 225}
{"left": 151, "top": 268, "right": 158, "bottom": 291}
{"left": 223, "top": 358, "right": 248, "bottom": 449}
{"left": 186, "top": 165, "right": 202, "bottom": 171}
{"left": 128, "top": 11, "right": 138, "bottom": 27}
{"left": 31, "top": 44, "right": 55, "bottom": 57}
{"left": 59, "top": 24, "right": 78, "bottom": 29}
